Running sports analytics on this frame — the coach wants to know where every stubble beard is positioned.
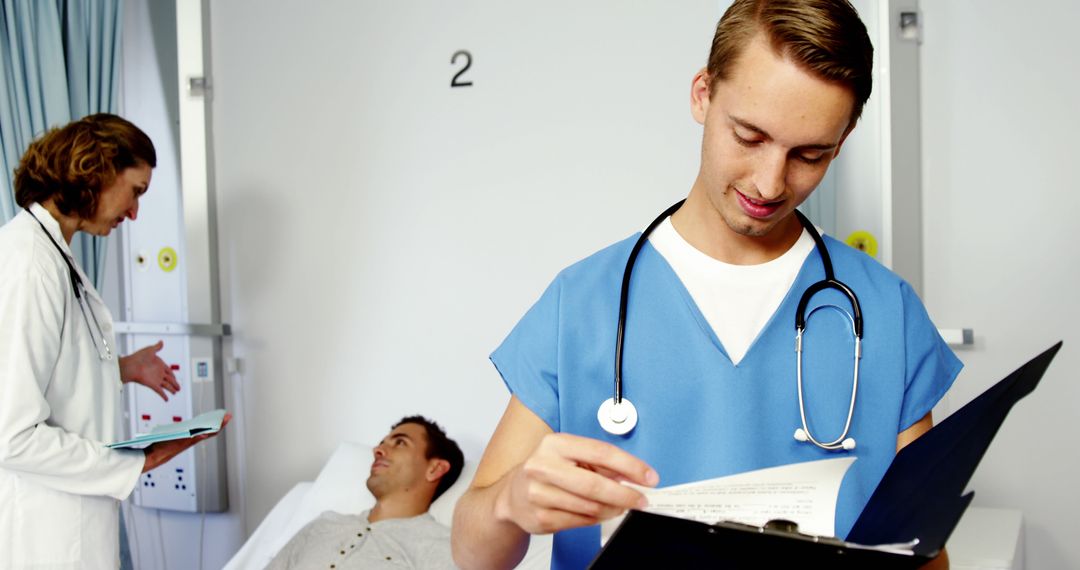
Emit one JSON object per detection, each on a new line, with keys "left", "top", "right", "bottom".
{"left": 716, "top": 187, "right": 781, "bottom": 239}
{"left": 365, "top": 474, "right": 385, "bottom": 499}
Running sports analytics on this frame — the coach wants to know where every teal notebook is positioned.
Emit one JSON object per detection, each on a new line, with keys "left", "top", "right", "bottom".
{"left": 108, "top": 409, "right": 226, "bottom": 449}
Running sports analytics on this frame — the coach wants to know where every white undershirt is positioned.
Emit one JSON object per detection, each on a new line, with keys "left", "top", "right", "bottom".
{"left": 648, "top": 217, "right": 815, "bottom": 365}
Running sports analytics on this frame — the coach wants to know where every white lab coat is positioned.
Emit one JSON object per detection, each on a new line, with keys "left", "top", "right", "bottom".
{"left": 0, "top": 203, "right": 144, "bottom": 569}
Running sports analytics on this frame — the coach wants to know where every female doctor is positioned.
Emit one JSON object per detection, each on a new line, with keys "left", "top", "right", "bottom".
{"left": 0, "top": 114, "right": 229, "bottom": 568}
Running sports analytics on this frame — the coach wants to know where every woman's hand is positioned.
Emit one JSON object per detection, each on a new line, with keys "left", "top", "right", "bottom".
{"left": 142, "top": 413, "right": 232, "bottom": 473}
{"left": 119, "top": 341, "right": 180, "bottom": 401}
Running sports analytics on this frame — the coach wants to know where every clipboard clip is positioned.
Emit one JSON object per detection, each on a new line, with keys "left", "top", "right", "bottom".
{"left": 708, "top": 518, "right": 919, "bottom": 554}
{"left": 763, "top": 519, "right": 801, "bottom": 533}
{"left": 709, "top": 519, "right": 824, "bottom": 540}
{"left": 704, "top": 518, "right": 924, "bottom": 552}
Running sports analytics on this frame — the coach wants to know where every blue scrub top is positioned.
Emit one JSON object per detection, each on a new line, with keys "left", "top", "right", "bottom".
{"left": 492, "top": 233, "right": 961, "bottom": 570}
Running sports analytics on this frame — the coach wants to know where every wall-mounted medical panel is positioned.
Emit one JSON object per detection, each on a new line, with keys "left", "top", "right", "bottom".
{"left": 115, "top": 0, "right": 228, "bottom": 514}
{"left": 804, "top": 0, "right": 926, "bottom": 294}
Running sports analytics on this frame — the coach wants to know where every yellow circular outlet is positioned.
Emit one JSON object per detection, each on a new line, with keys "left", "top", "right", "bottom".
{"left": 845, "top": 230, "right": 878, "bottom": 258}
{"left": 158, "top": 247, "right": 178, "bottom": 272}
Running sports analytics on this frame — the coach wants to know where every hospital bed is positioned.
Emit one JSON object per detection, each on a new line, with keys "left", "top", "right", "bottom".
{"left": 223, "top": 442, "right": 552, "bottom": 569}
{"left": 224, "top": 442, "right": 1021, "bottom": 569}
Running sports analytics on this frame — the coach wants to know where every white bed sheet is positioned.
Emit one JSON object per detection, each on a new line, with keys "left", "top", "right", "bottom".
{"left": 224, "top": 482, "right": 314, "bottom": 570}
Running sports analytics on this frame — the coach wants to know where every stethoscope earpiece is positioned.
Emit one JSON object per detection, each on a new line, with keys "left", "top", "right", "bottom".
{"left": 793, "top": 428, "right": 856, "bottom": 451}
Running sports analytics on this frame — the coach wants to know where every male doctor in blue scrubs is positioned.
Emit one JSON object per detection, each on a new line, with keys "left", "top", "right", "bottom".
{"left": 452, "top": 1, "right": 960, "bottom": 569}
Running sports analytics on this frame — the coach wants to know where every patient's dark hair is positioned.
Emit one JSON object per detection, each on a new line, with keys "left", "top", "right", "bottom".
{"left": 393, "top": 415, "right": 464, "bottom": 502}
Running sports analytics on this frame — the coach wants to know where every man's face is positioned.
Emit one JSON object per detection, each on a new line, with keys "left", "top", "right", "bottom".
{"left": 365, "top": 422, "right": 436, "bottom": 499}
{"left": 691, "top": 34, "right": 855, "bottom": 240}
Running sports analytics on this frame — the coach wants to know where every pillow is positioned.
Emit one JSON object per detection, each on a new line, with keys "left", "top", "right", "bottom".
{"left": 297, "top": 442, "right": 377, "bottom": 521}
{"left": 275, "top": 442, "right": 376, "bottom": 545}
{"left": 297, "top": 441, "right": 471, "bottom": 526}
{"left": 428, "top": 460, "right": 478, "bottom": 525}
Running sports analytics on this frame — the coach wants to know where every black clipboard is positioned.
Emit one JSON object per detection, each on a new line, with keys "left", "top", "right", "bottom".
{"left": 590, "top": 342, "right": 1062, "bottom": 569}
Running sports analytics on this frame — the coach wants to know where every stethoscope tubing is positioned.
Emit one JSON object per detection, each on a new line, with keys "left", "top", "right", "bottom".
{"left": 613, "top": 200, "right": 685, "bottom": 404}
{"left": 793, "top": 210, "right": 863, "bottom": 338}
{"left": 796, "top": 307, "right": 861, "bottom": 449}
{"left": 24, "top": 208, "right": 113, "bottom": 361}
{"left": 606, "top": 202, "right": 863, "bottom": 450}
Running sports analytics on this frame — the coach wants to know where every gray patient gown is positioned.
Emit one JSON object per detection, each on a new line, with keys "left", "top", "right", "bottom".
{"left": 266, "top": 510, "right": 456, "bottom": 569}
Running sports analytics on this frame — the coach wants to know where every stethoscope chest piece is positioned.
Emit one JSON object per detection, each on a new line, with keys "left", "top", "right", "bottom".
{"left": 597, "top": 397, "right": 638, "bottom": 435}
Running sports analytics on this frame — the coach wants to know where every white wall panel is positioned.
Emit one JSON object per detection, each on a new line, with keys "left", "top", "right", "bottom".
{"left": 921, "top": 1, "right": 1080, "bottom": 568}
{"left": 113, "top": 2, "right": 243, "bottom": 569}
{"left": 209, "top": 0, "right": 720, "bottom": 535}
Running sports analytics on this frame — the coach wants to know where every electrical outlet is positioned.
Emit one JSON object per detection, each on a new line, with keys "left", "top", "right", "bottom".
{"left": 192, "top": 358, "right": 212, "bottom": 383}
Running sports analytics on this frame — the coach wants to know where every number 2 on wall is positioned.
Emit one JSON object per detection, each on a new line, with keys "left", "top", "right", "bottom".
{"left": 451, "top": 50, "right": 473, "bottom": 88}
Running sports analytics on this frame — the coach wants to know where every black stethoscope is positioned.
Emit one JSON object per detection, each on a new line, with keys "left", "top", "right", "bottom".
{"left": 597, "top": 200, "right": 863, "bottom": 451}
{"left": 25, "top": 208, "right": 114, "bottom": 361}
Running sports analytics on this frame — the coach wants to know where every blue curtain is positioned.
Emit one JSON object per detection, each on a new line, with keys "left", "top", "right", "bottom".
{"left": 0, "top": 0, "right": 69, "bottom": 222}
{"left": 0, "top": 0, "right": 124, "bottom": 288}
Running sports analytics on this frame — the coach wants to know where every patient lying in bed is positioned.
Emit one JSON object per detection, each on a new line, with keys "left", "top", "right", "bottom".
{"left": 266, "top": 416, "right": 463, "bottom": 569}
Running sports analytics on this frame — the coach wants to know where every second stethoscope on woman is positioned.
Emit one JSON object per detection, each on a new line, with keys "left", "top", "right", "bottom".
{"left": 25, "top": 208, "right": 113, "bottom": 362}
{"left": 596, "top": 200, "right": 862, "bottom": 451}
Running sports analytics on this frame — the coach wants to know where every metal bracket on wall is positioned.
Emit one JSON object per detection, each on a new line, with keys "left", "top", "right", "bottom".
{"left": 187, "top": 76, "right": 209, "bottom": 97}
{"left": 899, "top": 10, "right": 921, "bottom": 43}
{"left": 938, "top": 328, "right": 974, "bottom": 347}
{"left": 114, "top": 322, "right": 231, "bottom": 337}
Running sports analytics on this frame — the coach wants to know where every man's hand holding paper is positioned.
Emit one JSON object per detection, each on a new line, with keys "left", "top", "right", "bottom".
{"left": 495, "top": 432, "right": 660, "bottom": 534}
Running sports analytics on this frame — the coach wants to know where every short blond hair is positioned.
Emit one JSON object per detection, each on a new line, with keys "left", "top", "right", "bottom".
{"left": 707, "top": 0, "right": 874, "bottom": 124}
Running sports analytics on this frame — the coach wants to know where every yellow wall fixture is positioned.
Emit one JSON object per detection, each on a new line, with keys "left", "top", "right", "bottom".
{"left": 845, "top": 231, "right": 878, "bottom": 258}
{"left": 158, "top": 247, "right": 178, "bottom": 272}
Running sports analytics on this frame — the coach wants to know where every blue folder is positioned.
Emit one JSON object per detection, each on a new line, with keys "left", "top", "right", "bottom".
{"left": 107, "top": 409, "right": 227, "bottom": 449}
{"left": 591, "top": 342, "right": 1063, "bottom": 569}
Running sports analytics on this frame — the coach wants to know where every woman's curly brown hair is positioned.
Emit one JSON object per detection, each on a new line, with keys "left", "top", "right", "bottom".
{"left": 13, "top": 113, "right": 156, "bottom": 219}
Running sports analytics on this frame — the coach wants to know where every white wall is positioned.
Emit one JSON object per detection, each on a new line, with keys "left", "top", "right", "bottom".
{"left": 207, "top": 0, "right": 719, "bottom": 539}
{"left": 920, "top": 1, "right": 1080, "bottom": 568}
